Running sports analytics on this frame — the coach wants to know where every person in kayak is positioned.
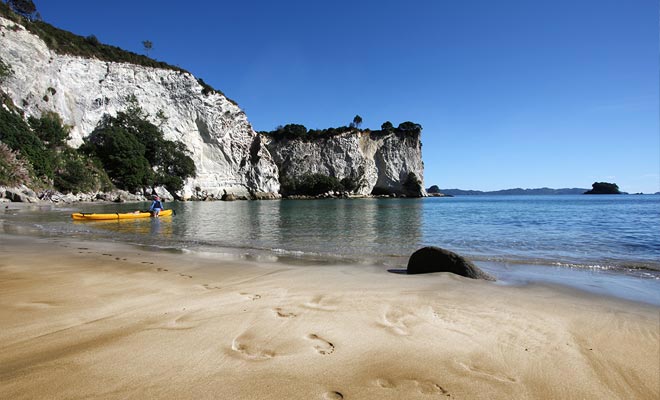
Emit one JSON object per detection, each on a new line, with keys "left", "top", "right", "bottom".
{"left": 149, "top": 195, "right": 163, "bottom": 217}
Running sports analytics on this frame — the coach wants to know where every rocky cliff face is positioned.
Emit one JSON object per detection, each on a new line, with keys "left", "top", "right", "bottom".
{"left": 0, "top": 16, "right": 426, "bottom": 199}
{"left": 0, "top": 16, "right": 279, "bottom": 199}
{"left": 263, "top": 130, "right": 426, "bottom": 196}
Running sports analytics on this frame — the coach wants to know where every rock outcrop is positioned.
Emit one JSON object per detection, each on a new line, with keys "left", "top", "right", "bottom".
{"left": 263, "top": 130, "right": 426, "bottom": 196}
{"left": 0, "top": 16, "right": 279, "bottom": 199}
{"left": 1, "top": 185, "right": 39, "bottom": 203}
{"left": 406, "top": 246, "right": 495, "bottom": 280}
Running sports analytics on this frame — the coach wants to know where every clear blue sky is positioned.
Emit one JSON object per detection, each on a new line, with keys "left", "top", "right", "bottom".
{"left": 34, "top": 0, "right": 659, "bottom": 193}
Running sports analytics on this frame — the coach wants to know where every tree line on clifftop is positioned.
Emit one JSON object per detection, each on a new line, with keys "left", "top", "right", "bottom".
{"left": 260, "top": 115, "right": 422, "bottom": 140}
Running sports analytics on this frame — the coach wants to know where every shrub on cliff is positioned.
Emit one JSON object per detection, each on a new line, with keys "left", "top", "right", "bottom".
{"left": 5, "top": 0, "right": 36, "bottom": 20}
{"left": 263, "top": 120, "right": 422, "bottom": 140}
{"left": 28, "top": 111, "right": 70, "bottom": 148}
{"left": 54, "top": 148, "right": 112, "bottom": 194}
{"left": 83, "top": 101, "right": 196, "bottom": 194}
{"left": 397, "top": 121, "right": 422, "bottom": 134}
{"left": 0, "top": 141, "right": 31, "bottom": 186}
{"left": 262, "top": 124, "right": 354, "bottom": 140}
{"left": 0, "top": 104, "right": 54, "bottom": 180}
{"left": 83, "top": 123, "right": 151, "bottom": 191}
{"left": 0, "top": 102, "right": 108, "bottom": 192}
{"left": 381, "top": 121, "right": 394, "bottom": 131}
{"left": 0, "top": 57, "right": 14, "bottom": 84}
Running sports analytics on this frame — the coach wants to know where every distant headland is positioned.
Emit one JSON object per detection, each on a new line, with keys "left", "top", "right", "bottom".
{"left": 429, "top": 187, "right": 588, "bottom": 196}
{"left": 428, "top": 182, "right": 636, "bottom": 196}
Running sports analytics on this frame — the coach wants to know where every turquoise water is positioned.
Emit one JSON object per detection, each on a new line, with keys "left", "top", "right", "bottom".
{"left": 2, "top": 195, "right": 659, "bottom": 302}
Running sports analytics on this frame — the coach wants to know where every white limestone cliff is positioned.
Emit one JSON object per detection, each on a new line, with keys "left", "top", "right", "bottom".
{"left": 263, "top": 130, "right": 426, "bottom": 196}
{"left": 0, "top": 16, "right": 425, "bottom": 199}
{"left": 0, "top": 16, "right": 279, "bottom": 199}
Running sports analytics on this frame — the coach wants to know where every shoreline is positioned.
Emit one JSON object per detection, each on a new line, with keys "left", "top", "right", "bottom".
{"left": 2, "top": 201, "right": 660, "bottom": 306}
{"left": 1, "top": 233, "right": 658, "bottom": 399}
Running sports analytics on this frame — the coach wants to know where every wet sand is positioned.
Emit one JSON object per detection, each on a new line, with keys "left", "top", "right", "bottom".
{"left": 0, "top": 233, "right": 658, "bottom": 399}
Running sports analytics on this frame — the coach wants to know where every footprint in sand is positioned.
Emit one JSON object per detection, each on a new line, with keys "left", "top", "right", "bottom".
{"left": 303, "top": 295, "right": 337, "bottom": 311}
{"left": 457, "top": 362, "right": 517, "bottom": 383}
{"left": 323, "top": 391, "right": 344, "bottom": 399}
{"left": 102, "top": 253, "right": 112, "bottom": 256}
{"left": 231, "top": 333, "right": 276, "bottom": 360}
{"left": 240, "top": 293, "right": 261, "bottom": 301}
{"left": 201, "top": 283, "right": 222, "bottom": 290}
{"left": 379, "top": 307, "right": 416, "bottom": 336}
{"left": 142, "top": 261, "right": 155, "bottom": 265}
{"left": 162, "top": 312, "right": 201, "bottom": 331}
{"left": 375, "top": 378, "right": 450, "bottom": 396}
{"left": 15, "top": 301, "right": 56, "bottom": 310}
{"left": 156, "top": 267, "right": 169, "bottom": 272}
{"left": 306, "top": 334, "right": 335, "bottom": 355}
{"left": 178, "top": 273, "right": 193, "bottom": 279}
{"left": 273, "top": 308, "right": 297, "bottom": 318}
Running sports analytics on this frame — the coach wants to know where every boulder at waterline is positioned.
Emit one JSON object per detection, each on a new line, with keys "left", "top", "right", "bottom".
{"left": 406, "top": 246, "right": 495, "bottom": 280}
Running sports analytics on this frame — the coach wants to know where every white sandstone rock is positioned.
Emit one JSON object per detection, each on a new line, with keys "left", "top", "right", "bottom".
{"left": 0, "top": 17, "right": 279, "bottom": 199}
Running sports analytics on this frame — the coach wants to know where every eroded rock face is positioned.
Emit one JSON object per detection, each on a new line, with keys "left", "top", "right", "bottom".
{"left": 407, "top": 246, "right": 495, "bottom": 280}
{"left": 263, "top": 131, "right": 426, "bottom": 197}
{"left": 0, "top": 17, "right": 279, "bottom": 199}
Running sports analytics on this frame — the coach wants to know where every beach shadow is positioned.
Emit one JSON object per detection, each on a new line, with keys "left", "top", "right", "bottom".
{"left": 387, "top": 268, "right": 408, "bottom": 274}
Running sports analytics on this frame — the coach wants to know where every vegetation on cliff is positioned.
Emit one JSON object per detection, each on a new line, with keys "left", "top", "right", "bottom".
{"left": 260, "top": 120, "right": 422, "bottom": 140}
{"left": 0, "top": 94, "right": 111, "bottom": 191}
{"left": 0, "top": 88, "right": 195, "bottom": 195}
{"left": 0, "top": 2, "right": 237, "bottom": 104}
{"left": 81, "top": 96, "right": 196, "bottom": 195}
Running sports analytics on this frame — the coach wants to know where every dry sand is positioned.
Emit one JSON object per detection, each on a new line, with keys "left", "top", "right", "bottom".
{"left": 0, "top": 234, "right": 658, "bottom": 399}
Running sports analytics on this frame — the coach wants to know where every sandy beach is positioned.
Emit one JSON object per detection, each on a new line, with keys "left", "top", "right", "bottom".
{"left": 0, "top": 233, "right": 658, "bottom": 399}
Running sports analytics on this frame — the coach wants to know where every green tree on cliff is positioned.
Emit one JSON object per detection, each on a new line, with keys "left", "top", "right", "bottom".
{"left": 142, "top": 40, "right": 153, "bottom": 57}
{"left": 381, "top": 121, "right": 394, "bottom": 131}
{"left": 83, "top": 99, "right": 196, "bottom": 194}
{"left": 397, "top": 121, "right": 422, "bottom": 134}
{"left": 351, "top": 115, "right": 363, "bottom": 129}
{"left": 6, "top": 0, "right": 36, "bottom": 19}
{"left": 0, "top": 57, "right": 13, "bottom": 84}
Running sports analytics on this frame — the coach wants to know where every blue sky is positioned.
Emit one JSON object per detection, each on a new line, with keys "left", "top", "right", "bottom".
{"left": 34, "top": 0, "right": 659, "bottom": 193}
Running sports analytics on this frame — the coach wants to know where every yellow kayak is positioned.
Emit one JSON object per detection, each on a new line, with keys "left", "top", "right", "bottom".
{"left": 71, "top": 209, "right": 173, "bottom": 220}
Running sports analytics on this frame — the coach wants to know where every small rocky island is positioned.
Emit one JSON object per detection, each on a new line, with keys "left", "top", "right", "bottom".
{"left": 584, "top": 182, "right": 621, "bottom": 195}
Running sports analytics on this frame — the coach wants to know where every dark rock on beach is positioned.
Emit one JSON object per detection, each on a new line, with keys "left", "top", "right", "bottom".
{"left": 407, "top": 246, "right": 495, "bottom": 280}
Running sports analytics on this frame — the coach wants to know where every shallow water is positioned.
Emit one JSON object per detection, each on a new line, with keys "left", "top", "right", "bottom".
{"left": 2, "top": 195, "right": 659, "bottom": 304}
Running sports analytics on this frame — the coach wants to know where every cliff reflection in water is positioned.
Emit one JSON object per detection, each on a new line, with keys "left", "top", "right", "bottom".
{"left": 176, "top": 199, "right": 423, "bottom": 260}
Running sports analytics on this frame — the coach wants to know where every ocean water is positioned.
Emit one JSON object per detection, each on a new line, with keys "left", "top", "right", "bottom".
{"left": 2, "top": 195, "right": 659, "bottom": 303}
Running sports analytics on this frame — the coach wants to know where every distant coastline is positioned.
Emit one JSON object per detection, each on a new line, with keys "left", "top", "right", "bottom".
{"left": 437, "top": 187, "right": 589, "bottom": 196}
